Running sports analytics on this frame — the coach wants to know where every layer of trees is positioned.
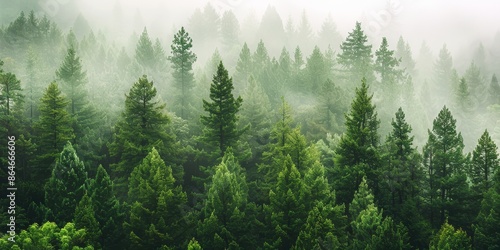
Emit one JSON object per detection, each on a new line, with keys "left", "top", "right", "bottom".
{"left": 1, "top": 8, "right": 500, "bottom": 250}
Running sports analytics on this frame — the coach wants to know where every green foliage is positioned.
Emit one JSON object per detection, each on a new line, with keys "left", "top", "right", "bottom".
{"left": 0, "top": 222, "right": 93, "bottom": 250}
{"left": 125, "top": 148, "right": 187, "bottom": 249}
{"left": 34, "top": 82, "right": 74, "bottom": 178}
{"left": 337, "top": 22, "right": 374, "bottom": 85}
{"left": 375, "top": 37, "right": 403, "bottom": 94}
{"left": 45, "top": 142, "right": 87, "bottom": 226}
{"left": 234, "top": 43, "right": 253, "bottom": 88}
{"left": 470, "top": 130, "right": 499, "bottom": 195}
{"left": 429, "top": 221, "right": 471, "bottom": 250}
{"left": 187, "top": 238, "right": 202, "bottom": 250}
{"left": 109, "top": 75, "right": 176, "bottom": 197}
{"left": 135, "top": 27, "right": 156, "bottom": 70}
{"left": 334, "top": 78, "right": 380, "bottom": 207}
{"left": 423, "top": 106, "right": 471, "bottom": 230}
{"left": 168, "top": 27, "right": 197, "bottom": 120}
{"left": 74, "top": 193, "right": 101, "bottom": 247}
{"left": 305, "top": 46, "right": 327, "bottom": 93}
{"left": 201, "top": 61, "right": 246, "bottom": 159}
{"left": 473, "top": 170, "right": 500, "bottom": 250}
{"left": 88, "top": 165, "right": 124, "bottom": 249}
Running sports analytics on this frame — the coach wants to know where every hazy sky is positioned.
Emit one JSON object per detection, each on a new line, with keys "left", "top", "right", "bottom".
{"left": 70, "top": 0, "right": 499, "bottom": 57}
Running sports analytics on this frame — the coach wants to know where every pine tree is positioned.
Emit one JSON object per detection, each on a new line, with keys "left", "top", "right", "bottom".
{"left": 433, "top": 44, "right": 453, "bottom": 106}
{"left": 429, "top": 221, "right": 471, "bottom": 250}
{"left": 234, "top": 42, "right": 253, "bottom": 88}
{"left": 35, "top": 82, "right": 74, "bottom": 179}
{"left": 337, "top": 22, "right": 374, "bottom": 85}
{"left": 201, "top": 61, "right": 245, "bottom": 158}
{"left": 473, "top": 170, "right": 500, "bottom": 249}
{"left": 317, "top": 14, "right": 343, "bottom": 51}
{"left": 305, "top": 46, "right": 327, "bottom": 93}
{"left": 198, "top": 149, "right": 249, "bottom": 249}
{"left": 297, "top": 10, "right": 313, "bottom": 52}
{"left": 168, "top": 26, "right": 197, "bottom": 120}
{"left": 423, "top": 106, "right": 471, "bottom": 230}
{"left": 395, "top": 36, "right": 416, "bottom": 76}
{"left": 109, "top": 75, "right": 175, "bottom": 197}
{"left": 334, "top": 78, "right": 380, "bottom": 207}
{"left": 455, "top": 77, "right": 473, "bottom": 113}
{"left": 220, "top": 10, "right": 240, "bottom": 50}
{"left": 135, "top": 27, "right": 155, "bottom": 70}
{"left": 55, "top": 46, "right": 97, "bottom": 142}
{"left": 74, "top": 193, "right": 101, "bottom": 247}
{"left": 88, "top": 165, "right": 124, "bottom": 249}
{"left": 465, "top": 61, "right": 486, "bottom": 109}
{"left": 488, "top": 74, "right": 500, "bottom": 106}
{"left": 125, "top": 148, "right": 187, "bottom": 249}
{"left": 45, "top": 142, "right": 87, "bottom": 226}
{"left": 265, "top": 155, "right": 306, "bottom": 250}
{"left": 470, "top": 130, "right": 499, "bottom": 196}
{"left": 375, "top": 37, "right": 403, "bottom": 89}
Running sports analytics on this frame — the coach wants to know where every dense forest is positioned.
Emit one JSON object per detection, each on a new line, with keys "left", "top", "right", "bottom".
{"left": 1, "top": 2, "right": 500, "bottom": 249}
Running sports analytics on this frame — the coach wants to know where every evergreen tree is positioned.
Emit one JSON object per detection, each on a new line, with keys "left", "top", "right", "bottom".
{"left": 454, "top": 77, "right": 473, "bottom": 113}
{"left": 305, "top": 46, "right": 327, "bottom": 93}
{"left": 470, "top": 130, "right": 499, "bottom": 197}
{"left": 234, "top": 42, "right": 253, "bottom": 88}
{"left": 198, "top": 149, "right": 249, "bottom": 249}
{"left": 297, "top": 10, "right": 313, "bottom": 52}
{"left": 473, "top": 170, "right": 500, "bottom": 249}
{"left": 395, "top": 36, "right": 416, "bottom": 76}
{"left": 125, "top": 148, "right": 187, "bottom": 249}
{"left": 433, "top": 44, "right": 453, "bottom": 106}
{"left": 317, "top": 14, "right": 343, "bottom": 51}
{"left": 188, "top": 238, "right": 203, "bottom": 250}
{"left": 333, "top": 78, "right": 380, "bottom": 207}
{"left": 168, "top": 26, "right": 197, "bottom": 120}
{"left": 350, "top": 177, "right": 411, "bottom": 250}
{"left": 220, "top": 10, "right": 240, "bottom": 50}
{"left": 135, "top": 27, "right": 156, "bottom": 70}
{"left": 24, "top": 46, "right": 42, "bottom": 123}
{"left": 465, "top": 61, "right": 486, "bottom": 109}
{"left": 265, "top": 155, "right": 306, "bottom": 250}
{"left": 74, "top": 193, "right": 101, "bottom": 247}
{"left": 45, "top": 142, "right": 87, "bottom": 226}
{"left": 423, "top": 106, "right": 471, "bottom": 230}
{"left": 109, "top": 75, "right": 176, "bottom": 197}
{"left": 374, "top": 37, "right": 403, "bottom": 89}
{"left": 488, "top": 74, "right": 500, "bottom": 106}
{"left": 201, "top": 61, "right": 246, "bottom": 158}
{"left": 429, "top": 221, "right": 471, "bottom": 250}
{"left": 55, "top": 46, "right": 97, "bottom": 141}
{"left": 337, "top": 22, "right": 374, "bottom": 86}
{"left": 88, "top": 165, "right": 125, "bottom": 249}
{"left": 35, "top": 82, "right": 74, "bottom": 180}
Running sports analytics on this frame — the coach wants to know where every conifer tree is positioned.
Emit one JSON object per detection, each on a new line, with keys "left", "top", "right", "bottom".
{"left": 455, "top": 77, "right": 473, "bottom": 113}
{"left": 265, "top": 155, "right": 306, "bottom": 250}
{"left": 45, "top": 142, "right": 87, "bottom": 226}
{"left": 465, "top": 61, "right": 486, "bottom": 108}
{"left": 135, "top": 27, "right": 155, "bottom": 70}
{"left": 88, "top": 165, "right": 124, "bottom": 249}
{"left": 109, "top": 75, "right": 175, "bottom": 197}
{"left": 168, "top": 26, "right": 197, "bottom": 120}
{"left": 234, "top": 42, "right": 253, "bottom": 87}
{"left": 74, "top": 193, "right": 101, "bottom": 247}
{"left": 395, "top": 36, "right": 416, "bottom": 76}
{"left": 470, "top": 130, "right": 499, "bottom": 196}
{"left": 433, "top": 44, "right": 453, "bottom": 106}
{"left": 35, "top": 82, "right": 74, "bottom": 178}
{"left": 305, "top": 46, "right": 327, "bottom": 93}
{"left": 125, "top": 148, "right": 187, "bottom": 249}
{"left": 429, "top": 221, "right": 471, "bottom": 250}
{"left": 333, "top": 78, "right": 380, "bottom": 207}
{"left": 423, "top": 106, "right": 470, "bottom": 229}
{"left": 337, "top": 22, "right": 374, "bottom": 85}
{"left": 317, "top": 14, "right": 343, "bottom": 50}
{"left": 220, "top": 10, "right": 240, "bottom": 50}
{"left": 473, "top": 170, "right": 500, "bottom": 249}
{"left": 375, "top": 37, "right": 403, "bottom": 89}
{"left": 487, "top": 74, "right": 500, "bottom": 106}
{"left": 201, "top": 61, "right": 245, "bottom": 158}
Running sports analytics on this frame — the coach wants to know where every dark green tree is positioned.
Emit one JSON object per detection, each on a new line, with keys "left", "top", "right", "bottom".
{"left": 337, "top": 22, "right": 374, "bottom": 85}
{"left": 375, "top": 37, "right": 403, "bottom": 89}
{"left": 168, "top": 26, "right": 197, "bottom": 120}
{"left": 333, "top": 78, "right": 380, "bottom": 207}
{"left": 473, "top": 170, "right": 500, "bottom": 249}
{"left": 470, "top": 130, "right": 499, "bottom": 198}
{"left": 201, "top": 61, "right": 246, "bottom": 158}
{"left": 88, "top": 165, "right": 125, "bottom": 249}
{"left": 74, "top": 193, "right": 101, "bottom": 247}
{"left": 35, "top": 82, "right": 74, "bottom": 180}
{"left": 423, "top": 106, "right": 471, "bottom": 230}
{"left": 45, "top": 142, "right": 87, "bottom": 226}
{"left": 109, "top": 75, "right": 176, "bottom": 197}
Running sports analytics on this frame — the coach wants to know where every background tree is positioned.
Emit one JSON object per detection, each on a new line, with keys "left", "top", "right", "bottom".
{"left": 74, "top": 193, "right": 101, "bottom": 247}
{"left": 168, "top": 26, "right": 197, "bottom": 120}
{"left": 374, "top": 37, "right": 403, "bottom": 93}
{"left": 337, "top": 22, "right": 374, "bottom": 86}
{"left": 135, "top": 27, "right": 156, "bottom": 71}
